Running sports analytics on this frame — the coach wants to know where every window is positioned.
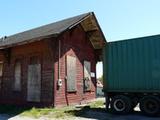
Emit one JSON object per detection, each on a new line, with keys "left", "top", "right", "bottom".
{"left": 66, "top": 55, "right": 76, "bottom": 92}
{"left": 84, "top": 61, "right": 91, "bottom": 91}
{"left": 14, "top": 60, "right": 21, "bottom": 91}
{"left": 0, "top": 61, "right": 3, "bottom": 77}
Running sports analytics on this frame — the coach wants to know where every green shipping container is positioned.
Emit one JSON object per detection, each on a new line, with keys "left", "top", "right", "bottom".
{"left": 103, "top": 35, "right": 160, "bottom": 93}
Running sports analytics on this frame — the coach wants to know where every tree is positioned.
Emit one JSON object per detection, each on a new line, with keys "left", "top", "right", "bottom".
{"left": 98, "top": 75, "right": 103, "bottom": 84}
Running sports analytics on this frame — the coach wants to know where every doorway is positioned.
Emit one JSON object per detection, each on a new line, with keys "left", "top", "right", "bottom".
{"left": 27, "top": 57, "right": 41, "bottom": 102}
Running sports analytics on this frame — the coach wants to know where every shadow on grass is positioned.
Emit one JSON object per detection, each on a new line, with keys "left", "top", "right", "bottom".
{"left": 0, "top": 104, "right": 32, "bottom": 120}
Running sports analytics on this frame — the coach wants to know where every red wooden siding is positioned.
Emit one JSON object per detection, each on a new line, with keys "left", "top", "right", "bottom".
{"left": 0, "top": 25, "right": 97, "bottom": 107}
{"left": 0, "top": 40, "right": 54, "bottom": 106}
{"left": 54, "top": 25, "right": 97, "bottom": 106}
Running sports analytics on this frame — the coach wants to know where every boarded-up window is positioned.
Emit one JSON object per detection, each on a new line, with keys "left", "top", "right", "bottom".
{"left": 0, "top": 62, "right": 3, "bottom": 77}
{"left": 0, "top": 61, "right": 3, "bottom": 90}
{"left": 66, "top": 56, "right": 76, "bottom": 92}
{"left": 14, "top": 61, "right": 21, "bottom": 91}
{"left": 27, "top": 57, "right": 41, "bottom": 102}
{"left": 84, "top": 61, "right": 91, "bottom": 91}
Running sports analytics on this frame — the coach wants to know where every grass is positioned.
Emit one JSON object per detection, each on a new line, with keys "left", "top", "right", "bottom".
{"left": 89, "top": 99, "right": 104, "bottom": 108}
{"left": 21, "top": 106, "right": 75, "bottom": 119}
{"left": 0, "top": 99, "right": 105, "bottom": 119}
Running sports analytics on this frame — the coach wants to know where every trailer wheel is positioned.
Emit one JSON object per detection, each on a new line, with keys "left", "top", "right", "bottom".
{"left": 110, "top": 95, "right": 132, "bottom": 114}
{"left": 139, "top": 96, "right": 160, "bottom": 116}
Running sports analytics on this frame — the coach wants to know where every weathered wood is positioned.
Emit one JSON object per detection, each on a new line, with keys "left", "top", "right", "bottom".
{"left": 81, "top": 16, "right": 98, "bottom": 32}
{"left": 66, "top": 56, "right": 76, "bottom": 92}
{"left": 14, "top": 61, "right": 21, "bottom": 91}
{"left": 27, "top": 64, "right": 41, "bottom": 102}
{"left": 84, "top": 61, "right": 91, "bottom": 91}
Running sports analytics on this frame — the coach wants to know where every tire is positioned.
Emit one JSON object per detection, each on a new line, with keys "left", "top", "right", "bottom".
{"left": 110, "top": 95, "right": 132, "bottom": 114}
{"left": 139, "top": 96, "right": 160, "bottom": 116}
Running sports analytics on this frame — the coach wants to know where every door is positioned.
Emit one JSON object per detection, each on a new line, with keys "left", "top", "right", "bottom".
{"left": 27, "top": 57, "right": 41, "bottom": 102}
{"left": 66, "top": 55, "right": 76, "bottom": 92}
{"left": 14, "top": 61, "right": 21, "bottom": 91}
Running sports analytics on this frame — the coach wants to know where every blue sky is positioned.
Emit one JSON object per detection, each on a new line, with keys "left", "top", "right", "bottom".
{"left": 1, "top": 0, "right": 160, "bottom": 78}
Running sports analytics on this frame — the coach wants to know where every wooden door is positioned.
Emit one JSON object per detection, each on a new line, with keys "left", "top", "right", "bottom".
{"left": 14, "top": 61, "right": 21, "bottom": 91}
{"left": 66, "top": 56, "right": 76, "bottom": 92}
{"left": 27, "top": 59, "right": 41, "bottom": 102}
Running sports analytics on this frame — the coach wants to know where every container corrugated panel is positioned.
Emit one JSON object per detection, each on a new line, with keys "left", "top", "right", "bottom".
{"left": 103, "top": 35, "right": 160, "bottom": 93}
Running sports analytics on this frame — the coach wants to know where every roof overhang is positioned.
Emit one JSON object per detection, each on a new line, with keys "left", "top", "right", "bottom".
{"left": 69, "top": 12, "right": 106, "bottom": 50}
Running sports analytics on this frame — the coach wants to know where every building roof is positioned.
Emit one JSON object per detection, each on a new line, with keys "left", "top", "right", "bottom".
{"left": 0, "top": 12, "right": 106, "bottom": 49}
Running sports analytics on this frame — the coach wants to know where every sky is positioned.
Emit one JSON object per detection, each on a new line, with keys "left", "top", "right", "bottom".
{"left": 1, "top": 0, "right": 160, "bottom": 78}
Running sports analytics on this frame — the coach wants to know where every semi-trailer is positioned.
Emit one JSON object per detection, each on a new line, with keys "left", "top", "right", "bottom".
{"left": 103, "top": 35, "right": 160, "bottom": 115}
